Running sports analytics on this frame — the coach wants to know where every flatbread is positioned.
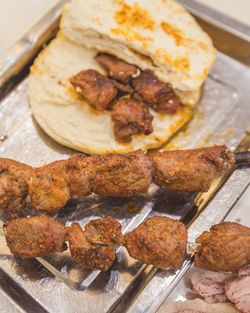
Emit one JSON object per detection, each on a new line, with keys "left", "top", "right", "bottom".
{"left": 29, "top": 34, "right": 192, "bottom": 154}
{"left": 61, "top": 0, "right": 216, "bottom": 105}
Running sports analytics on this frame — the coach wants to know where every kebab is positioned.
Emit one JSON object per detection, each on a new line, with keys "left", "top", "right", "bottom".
{"left": 0, "top": 145, "right": 235, "bottom": 216}
{"left": 4, "top": 215, "right": 187, "bottom": 271}
{"left": 3, "top": 215, "right": 250, "bottom": 274}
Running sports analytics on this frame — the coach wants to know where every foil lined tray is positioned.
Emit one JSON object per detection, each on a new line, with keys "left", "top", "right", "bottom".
{"left": 0, "top": 0, "right": 250, "bottom": 312}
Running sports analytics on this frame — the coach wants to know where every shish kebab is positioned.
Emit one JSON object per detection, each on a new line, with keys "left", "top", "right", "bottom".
{"left": 3, "top": 215, "right": 250, "bottom": 273}
{"left": 0, "top": 145, "right": 237, "bottom": 217}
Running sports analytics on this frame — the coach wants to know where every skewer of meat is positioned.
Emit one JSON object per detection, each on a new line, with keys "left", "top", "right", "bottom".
{"left": 4, "top": 215, "right": 186, "bottom": 272}
{"left": 3, "top": 215, "right": 250, "bottom": 274}
{"left": 4, "top": 215, "right": 123, "bottom": 272}
{"left": 0, "top": 146, "right": 235, "bottom": 216}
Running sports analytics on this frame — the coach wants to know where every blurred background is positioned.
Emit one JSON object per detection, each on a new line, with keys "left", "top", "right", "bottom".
{"left": 0, "top": 0, "right": 249, "bottom": 57}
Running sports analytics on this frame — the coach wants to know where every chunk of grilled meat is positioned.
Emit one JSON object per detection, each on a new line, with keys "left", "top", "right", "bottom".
{"left": 5, "top": 215, "right": 67, "bottom": 258}
{"left": 91, "top": 150, "right": 152, "bottom": 197}
{"left": 132, "top": 70, "right": 180, "bottom": 114}
{"left": 84, "top": 216, "right": 122, "bottom": 246}
{"left": 70, "top": 69, "right": 117, "bottom": 110}
{"left": 28, "top": 161, "right": 70, "bottom": 213}
{"left": 112, "top": 98, "right": 153, "bottom": 142}
{"left": 68, "top": 217, "right": 122, "bottom": 271}
{"left": 150, "top": 145, "right": 235, "bottom": 192}
{"left": 124, "top": 216, "right": 187, "bottom": 270}
{"left": 0, "top": 159, "right": 33, "bottom": 218}
{"left": 110, "top": 79, "right": 134, "bottom": 96}
{"left": 66, "top": 154, "right": 95, "bottom": 199}
{"left": 195, "top": 222, "right": 250, "bottom": 272}
{"left": 96, "top": 53, "right": 139, "bottom": 83}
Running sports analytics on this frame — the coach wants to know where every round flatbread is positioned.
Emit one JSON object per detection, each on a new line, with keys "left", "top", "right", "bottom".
{"left": 61, "top": 0, "right": 216, "bottom": 103}
{"left": 29, "top": 34, "right": 192, "bottom": 154}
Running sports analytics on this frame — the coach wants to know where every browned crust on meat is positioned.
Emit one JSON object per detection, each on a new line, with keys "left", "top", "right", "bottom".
{"left": 150, "top": 145, "right": 235, "bottom": 192}
{"left": 0, "top": 158, "right": 33, "bottom": 218}
{"left": 195, "top": 222, "right": 250, "bottom": 272}
{"left": 91, "top": 150, "right": 152, "bottom": 197}
{"left": 28, "top": 160, "right": 70, "bottom": 213}
{"left": 68, "top": 219, "right": 116, "bottom": 272}
{"left": 85, "top": 216, "right": 123, "bottom": 245}
{"left": 5, "top": 215, "right": 66, "bottom": 258}
{"left": 124, "top": 216, "right": 187, "bottom": 270}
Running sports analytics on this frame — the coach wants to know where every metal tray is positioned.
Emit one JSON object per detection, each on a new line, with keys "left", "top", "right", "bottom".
{"left": 0, "top": 0, "right": 249, "bottom": 312}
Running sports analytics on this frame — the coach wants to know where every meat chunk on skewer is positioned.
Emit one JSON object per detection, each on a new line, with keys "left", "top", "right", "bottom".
{"left": 0, "top": 159, "right": 33, "bottom": 218}
{"left": 124, "top": 216, "right": 187, "bottom": 270}
{"left": 84, "top": 216, "right": 122, "bottom": 246}
{"left": 195, "top": 222, "right": 250, "bottom": 272}
{"left": 132, "top": 70, "right": 179, "bottom": 114}
{"left": 112, "top": 98, "right": 153, "bottom": 142}
{"left": 66, "top": 154, "right": 95, "bottom": 199}
{"left": 70, "top": 69, "right": 117, "bottom": 110}
{"left": 28, "top": 160, "right": 70, "bottom": 213}
{"left": 91, "top": 150, "right": 152, "bottom": 197}
{"left": 5, "top": 215, "right": 67, "bottom": 258}
{"left": 68, "top": 217, "right": 122, "bottom": 271}
{"left": 96, "top": 53, "right": 140, "bottom": 83}
{"left": 150, "top": 145, "right": 235, "bottom": 192}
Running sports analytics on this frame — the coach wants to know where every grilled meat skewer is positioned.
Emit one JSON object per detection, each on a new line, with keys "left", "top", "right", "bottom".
{"left": 4, "top": 216, "right": 250, "bottom": 273}
{"left": 5, "top": 215, "right": 123, "bottom": 271}
{"left": 4, "top": 215, "right": 187, "bottom": 271}
{"left": 0, "top": 146, "right": 235, "bottom": 216}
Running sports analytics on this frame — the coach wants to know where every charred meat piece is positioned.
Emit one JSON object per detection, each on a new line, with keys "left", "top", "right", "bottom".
{"left": 195, "top": 222, "right": 250, "bottom": 272}
{"left": 91, "top": 150, "right": 152, "bottom": 197}
{"left": 132, "top": 70, "right": 180, "bottom": 114}
{"left": 28, "top": 161, "right": 70, "bottom": 213}
{"left": 68, "top": 217, "right": 122, "bottom": 271}
{"left": 66, "top": 154, "right": 96, "bottom": 199}
{"left": 70, "top": 69, "right": 117, "bottom": 110}
{"left": 124, "top": 216, "right": 187, "bottom": 270}
{"left": 112, "top": 98, "right": 153, "bottom": 142}
{"left": 96, "top": 53, "right": 139, "bottom": 82}
{"left": 110, "top": 79, "right": 134, "bottom": 96}
{"left": 0, "top": 159, "right": 33, "bottom": 219}
{"left": 84, "top": 216, "right": 122, "bottom": 246}
{"left": 225, "top": 275, "right": 250, "bottom": 313}
{"left": 150, "top": 145, "right": 235, "bottom": 193}
{"left": 113, "top": 123, "right": 139, "bottom": 143}
{"left": 5, "top": 215, "right": 66, "bottom": 258}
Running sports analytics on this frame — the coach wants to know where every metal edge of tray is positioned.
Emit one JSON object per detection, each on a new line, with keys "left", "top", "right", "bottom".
{"left": 178, "top": 0, "right": 250, "bottom": 66}
{"left": 0, "top": 1, "right": 249, "bottom": 313}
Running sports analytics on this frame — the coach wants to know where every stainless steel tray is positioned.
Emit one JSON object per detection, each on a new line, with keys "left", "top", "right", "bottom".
{"left": 0, "top": 0, "right": 250, "bottom": 312}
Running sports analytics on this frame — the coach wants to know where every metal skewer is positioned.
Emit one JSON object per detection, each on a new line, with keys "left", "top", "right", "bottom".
{"left": 0, "top": 149, "right": 249, "bottom": 291}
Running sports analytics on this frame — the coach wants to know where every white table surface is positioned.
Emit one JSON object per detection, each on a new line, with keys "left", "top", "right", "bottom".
{"left": 0, "top": 0, "right": 249, "bottom": 212}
